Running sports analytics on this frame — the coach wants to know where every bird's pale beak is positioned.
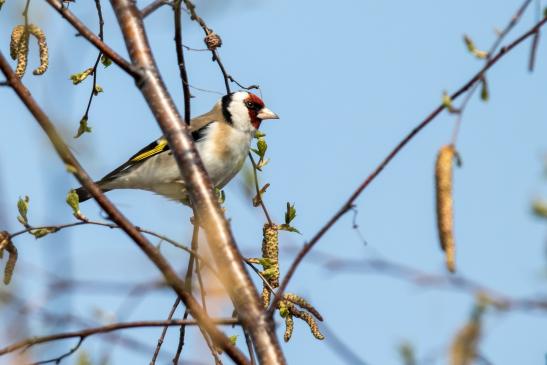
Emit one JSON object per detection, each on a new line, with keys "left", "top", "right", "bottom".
{"left": 257, "top": 107, "right": 279, "bottom": 120}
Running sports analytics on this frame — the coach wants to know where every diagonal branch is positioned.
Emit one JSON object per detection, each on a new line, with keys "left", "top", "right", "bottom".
{"left": 0, "top": 52, "right": 248, "bottom": 365}
{"left": 108, "top": 1, "right": 284, "bottom": 364}
{"left": 0, "top": 319, "right": 238, "bottom": 357}
{"left": 45, "top": 0, "right": 137, "bottom": 77}
{"left": 268, "top": 14, "right": 547, "bottom": 315}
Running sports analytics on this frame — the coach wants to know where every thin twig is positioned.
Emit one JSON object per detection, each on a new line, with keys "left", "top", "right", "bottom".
{"left": 181, "top": 0, "right": 259, "bottom": 93}
{"left": 268, "top": 15, "right": 547, "bottom": 316}
{"left": 320, "top": 323, "right": 368, "bottom": 365}
{"left": 244, "top": 260, "right": 278, "bottom": 295}
{"left": 173, "top": 217, "right": 200, "bottom": 364}
{"left": 150, "top": 299, "right": 180, "bottom": 365}
{"left": 194, "top": 246, "right": 208, "bottom": 311}
{"left": 80, "top": 0, "right": 105, "bottom": 127}
{"left": 173, "top": 0, "right": 191, "bottom": 123}
{"left": 528, "top": 29, "right": 541, "bottom": 71}
{"left": 244, "top": 329, "right": 257, "bottom": 365}
{"left": 22, "top": 0, "right": 31, "bottom": 26}
{"left": 31, "top": 337, "right": 84, "bottom": 365}
{"left": 45, "top": 0, "right": 137, "bottom": 77}
{"left": 293, "top": 247, "right": 547, "bottom": 312}
{"left": 141, "top": 0, "right": 171, "bottom": 17}
{"left": 173, "top": 219, "right": 222, "bottom": 365}
{"left": 451, "top": 0, "right": 534, "bottom": 145}
{"left": 179, "top": 0, "right": 229, "bottom": 93}
{"left": 528, "top": 0, "right": 542, "bottom": 71}
{"left": 7, "top": 219, "right": 226, "bottom": 288}
{"left": 248, "top": 153, "right": 273, "bottom": 225}
{"left": 0, "top": 319, "right": 239, "bottom": 357}
{"left": 1, "top": 289, "right": 174, "bottom": 362}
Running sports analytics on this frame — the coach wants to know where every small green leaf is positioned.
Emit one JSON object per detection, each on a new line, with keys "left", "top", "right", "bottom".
{"left": 480, "top": 78, "right": 489, "bottom": 102}
{"left": 70, "top": 68, "right": 94, "bottom": 85}
{"left": 75, "top": 117, "right": 92, "bottom": 138}
{"left": 30, "top": 227, "right": 59, "bottom": 239}
{"left": 256, "top": 138, "right": 267, "bottom": 158}
{"left": 65, "top": 164, "right": 77, "bottom": 173}
{"left": 532, "top": 199, "right": 547, "bottom": 218}
{"left": 66, "top": 189, "right": 86, "bottom": 220}
{"left": 229, "top": 335, "right": 238, "bottom": 346}
{"left": 256, "top": 158, "right": 270, "bottom": 170}
{"left": 442, "top": 91, "right": 453, "bottom": 110}
{"left": 463, "top": 34, "right": 475, "bottom": 53}
{"left": 463, "top": 34, "right": 488, "bottom": 59}
{"left": 278, "top": 302, "right": 289, "bottom": 318}
{"left": 256, "top": 257, "right": 276, "bottom": 268}
{"left": 278, "top": 224, "right": 301, "bottom": 234}
{"left": 284, "top": 202, "right": 296, "bottom": 224}
{"left": 93, "top": 84, "right": 103, "bottom": 95}
{"left": 17, "top": 196, "right": 29, "bottom": 226}
{"left": 100, "top": 55, "right": 112, "bottom": 68}
{"left": 254, "top": 130, "right": 266, "bottom": 139}
{"left": 262, "top": 267, "right": 278, "bottom": 278}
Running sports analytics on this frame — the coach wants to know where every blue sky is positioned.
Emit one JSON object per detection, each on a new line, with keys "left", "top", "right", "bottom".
{"left": 1, "top": 0, "right": 546, "bottom": 364}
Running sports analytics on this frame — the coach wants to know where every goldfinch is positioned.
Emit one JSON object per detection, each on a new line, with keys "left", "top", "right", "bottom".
{"left": 75, "top": 91, "right": 278, "bottom": 204}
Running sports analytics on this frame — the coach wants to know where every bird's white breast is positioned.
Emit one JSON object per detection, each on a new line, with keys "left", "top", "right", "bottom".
{"left": 198, "top": 122, "right": 252, "bottom": 188}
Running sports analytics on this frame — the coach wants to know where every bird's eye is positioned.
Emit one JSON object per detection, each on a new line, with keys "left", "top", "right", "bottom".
{"left": 245, "top": 101, "right": 254, "bottom": 109}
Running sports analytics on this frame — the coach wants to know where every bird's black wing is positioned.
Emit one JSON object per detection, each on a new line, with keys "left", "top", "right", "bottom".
{"left": 100, "top": 123, "right": 213, "bottom": 182}
{"left": 99, "top": 137, "right": 170, "bottom": 181}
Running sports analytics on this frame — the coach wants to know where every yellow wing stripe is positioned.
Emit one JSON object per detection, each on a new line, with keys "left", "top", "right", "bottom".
{"left": 130, "top": 139, "right": 168, "bottom": 162}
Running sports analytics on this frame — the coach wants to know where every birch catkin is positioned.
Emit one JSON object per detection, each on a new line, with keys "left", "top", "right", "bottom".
{"left": 435, "top": 144, "right": 457, "bottom": 272}
{"left": 9, "top": 24, "right": 48, "bottom": 78}
{"left": 10, "top": 25, "right": 25, "bottom": 60}
{"left": 261, "top": 223, "right": 279, "bottom": 307}
{"left": 10, "top": 25, "right": 28, "bottom": 78}
{"left": 28, "top": 24, "right": 48, "bottom": 75}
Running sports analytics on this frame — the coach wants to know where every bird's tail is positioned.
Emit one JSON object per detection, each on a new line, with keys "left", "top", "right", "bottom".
{"left": 74, "top": 181, "right": 111, "bottom": 202}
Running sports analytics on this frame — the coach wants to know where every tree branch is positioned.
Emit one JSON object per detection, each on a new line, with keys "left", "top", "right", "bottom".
{"left": 173, "top": 0, "right": 191, "bottom": 124}
{"left": 292, "top": 247, "right": 547, "bottom": 313}
{"left": 249, "top": 153, "right": 273, "bottom": 225}
{"left": 451, "top": 0, "right": 534, "bottom": 145}
{"left": 0, "top": 319, "right": 238, "bottom": 357}
{"left": 108, "top": 1, "right": 283, "bottom": 363}
{"left": 149, "top": 298, "right": 179, "bottom": 365}
{"left": 173, "top": 217, "right": 201, "bottom": 364}
{"left": 80, "top": 0, "right": 105, "bottom": 128}
{"left": 268, "top": 14, "right": 547, "bottom": 315}
{"left": 141, "top": 0, "right": 171, "bottom": 18}
{"left": 45, "top": 0, "right": 137, "bottom": 77}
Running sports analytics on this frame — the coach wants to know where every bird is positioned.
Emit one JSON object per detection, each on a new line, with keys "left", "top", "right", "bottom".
{"left": 74, "top": 91, "right": 278, "bottom": 204}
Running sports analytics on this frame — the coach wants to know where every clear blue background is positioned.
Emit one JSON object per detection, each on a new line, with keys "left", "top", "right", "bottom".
{"left": 0, "top": 0, "right": 546, "bottom": 364}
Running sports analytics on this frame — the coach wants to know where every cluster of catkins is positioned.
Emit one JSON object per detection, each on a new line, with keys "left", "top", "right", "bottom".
{"left": 10, "top": 23, "right": 48, "bottom": 78}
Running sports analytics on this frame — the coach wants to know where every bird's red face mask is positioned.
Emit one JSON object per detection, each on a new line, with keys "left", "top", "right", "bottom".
{"left": 244, "top": 93, "right": 279, "bottom": 129}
